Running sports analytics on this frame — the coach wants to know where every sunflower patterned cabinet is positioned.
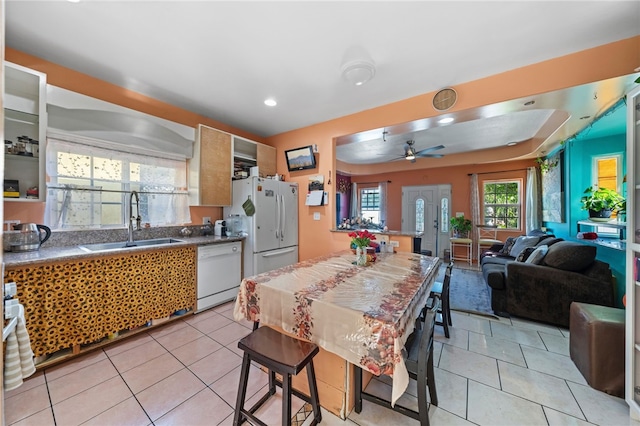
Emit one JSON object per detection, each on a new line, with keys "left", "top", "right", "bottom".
{"left": 4, "top": 247, "right": 196, "bottom": 361}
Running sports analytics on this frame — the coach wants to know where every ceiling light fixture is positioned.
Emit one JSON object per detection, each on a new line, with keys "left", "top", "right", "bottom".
{"left": 405, "top": 147, "right": 416, "bottom": 161}
{"left": 341, "top": 60, "right": 375, "bottom": 86}
{"left": 507, "top": 142, "right": 518, "bottom": 146}
{"left": 264, "top": 99, "right": 277, "bottom": 107}
{"left": 438, "top": 117, "right": 454, "bottom": 124}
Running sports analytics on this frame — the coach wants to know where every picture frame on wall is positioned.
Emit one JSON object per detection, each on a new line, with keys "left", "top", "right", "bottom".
{"left": 284, "top": 145, "right": 317, "bottom": 171}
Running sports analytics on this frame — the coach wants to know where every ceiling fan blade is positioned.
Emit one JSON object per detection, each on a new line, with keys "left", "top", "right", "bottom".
{"left": 418, "top": 153, "right": 444, "bottom": 158}
{"left": 414, "top": 144, "right": 445, "bottom": 157}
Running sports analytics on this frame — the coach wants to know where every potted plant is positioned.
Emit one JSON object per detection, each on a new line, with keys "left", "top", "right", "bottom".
{"left": 450, "top": 215, "right": 472, "bottom": 238}
{"left": 580, "top": 186, "right": 625, "bottom": 220}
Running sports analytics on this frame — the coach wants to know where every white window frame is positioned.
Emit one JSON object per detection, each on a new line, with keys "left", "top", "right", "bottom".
{"left": 45, "top": 134, "right": 191, "bottom": 229}
{"left": 482, "top": 179, "right": 522, "bottom": 230}
{"left": 591, "top": 153, "right": 624, "bottom": 237}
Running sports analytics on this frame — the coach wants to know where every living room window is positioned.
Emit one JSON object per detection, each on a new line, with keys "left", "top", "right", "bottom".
{"left": 482, "top": 180, "right": 521, "bottom": 229}
{"left": 592, "top": 153, "right": 624, "bottom": 236}
{"left": 360, "top": 188, "right": 381, "bottom": 224}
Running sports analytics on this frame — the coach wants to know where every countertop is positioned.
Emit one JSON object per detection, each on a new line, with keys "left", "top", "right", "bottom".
{"left": 330, "top": 228, "right": 424, "bottom": 238}
{"left": 3, "top": 235, "right": 245, "bottom": 267}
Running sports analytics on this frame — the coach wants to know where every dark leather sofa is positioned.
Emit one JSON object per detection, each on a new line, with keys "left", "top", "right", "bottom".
{"left": 480, "top": 233, "right": 614, "bottom": 328}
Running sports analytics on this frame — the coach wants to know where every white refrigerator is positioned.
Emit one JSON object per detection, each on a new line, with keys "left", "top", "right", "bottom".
{"left": 224, "top": 177, "right": 299, "bottom": 278}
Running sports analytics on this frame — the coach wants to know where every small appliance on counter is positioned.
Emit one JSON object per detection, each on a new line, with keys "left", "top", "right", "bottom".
{"left": 226, "top": 214, "right": 245, "bottom": 237}
{"left": 7, "top": 223, "right": 51, "bottom": 252}
{"left": 214, "top": 220, "right": 227, "bottom": 237}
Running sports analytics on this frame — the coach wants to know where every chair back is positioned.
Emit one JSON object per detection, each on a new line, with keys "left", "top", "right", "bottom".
{"left": 406, "top": 295, "right": 438, "bottom": 366}
{"left": 477, "top": 225, "right": 498, "bottom": 241}
{"left": 441, "top": 264, "right": 452, "bottom": 303}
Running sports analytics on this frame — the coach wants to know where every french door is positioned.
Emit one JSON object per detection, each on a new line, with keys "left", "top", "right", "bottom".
{"left": 401, "top": 184, "right": 451, "bottom": 257}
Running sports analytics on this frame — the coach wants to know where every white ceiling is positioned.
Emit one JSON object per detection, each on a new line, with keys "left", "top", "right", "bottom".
{"left": 5, "top": 1, "right": 640, "bottom": 165}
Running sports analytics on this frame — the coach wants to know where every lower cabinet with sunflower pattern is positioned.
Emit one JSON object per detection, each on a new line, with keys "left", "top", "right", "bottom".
{"left": 4, "top": 246, "right": 196, "bottom": 368}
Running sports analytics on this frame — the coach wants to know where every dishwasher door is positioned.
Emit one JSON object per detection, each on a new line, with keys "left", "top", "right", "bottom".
{"left": 196, "top": 241, "right": 242, "bottom": 312}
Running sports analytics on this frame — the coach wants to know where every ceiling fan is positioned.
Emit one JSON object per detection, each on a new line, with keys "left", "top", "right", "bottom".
{"left": 391, "top": 140, "right": 445, "bottom": 163}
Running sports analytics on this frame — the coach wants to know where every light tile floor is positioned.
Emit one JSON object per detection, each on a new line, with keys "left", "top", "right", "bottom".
{"left": 4, "top": 301, "right": 638, "bottom": 426}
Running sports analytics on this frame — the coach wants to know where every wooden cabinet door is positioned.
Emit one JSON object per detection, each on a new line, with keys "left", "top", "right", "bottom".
{"left": 198, "top": 125, "right": 232, "bottom": 205}
{"left": 257, "top": 143, "right": 277, "bottom": 177}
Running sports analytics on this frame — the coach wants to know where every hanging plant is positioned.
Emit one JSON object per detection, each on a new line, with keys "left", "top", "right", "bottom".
{"left": 536, "top": 156, "right": 559, "bottom": 173}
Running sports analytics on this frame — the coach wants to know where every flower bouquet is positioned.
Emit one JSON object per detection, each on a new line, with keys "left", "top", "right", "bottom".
{"left": 349, "top": 230, "right": 376, "bottom": 265}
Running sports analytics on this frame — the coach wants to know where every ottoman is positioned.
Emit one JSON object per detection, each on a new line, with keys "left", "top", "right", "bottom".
{"left": 569, "top": 302, "right": 625, "bottom": 397}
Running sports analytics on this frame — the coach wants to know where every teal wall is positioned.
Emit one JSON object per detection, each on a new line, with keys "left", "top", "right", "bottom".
{"left": 543, "top": 132, "right": 627, "bottom": 307}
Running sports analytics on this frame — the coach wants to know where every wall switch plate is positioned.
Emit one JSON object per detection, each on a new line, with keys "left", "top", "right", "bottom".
{"left": 203, "top": 216, "right": 211, "bottom": 224}
{"left": 313, "top": 212, "right": 321, "bottom": 221}
{"left": 389, "top": 240, "right": 400, "bottom": 247}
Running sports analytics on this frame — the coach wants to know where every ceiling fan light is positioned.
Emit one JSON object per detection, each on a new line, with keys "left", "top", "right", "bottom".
{"left": 341, "top": 60, "right": 375, "bottom": 86}
{"left": 405, "top": 148, "right": 416, "bottom": 160}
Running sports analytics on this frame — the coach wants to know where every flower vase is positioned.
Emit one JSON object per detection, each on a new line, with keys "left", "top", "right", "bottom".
{"left": 356, "top": 246, "right": 367, "bottom": 266}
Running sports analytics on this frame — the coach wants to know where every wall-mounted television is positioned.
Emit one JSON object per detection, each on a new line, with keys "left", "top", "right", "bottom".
{"left": 284, "top": 145, "right": 317, "bottom": 171}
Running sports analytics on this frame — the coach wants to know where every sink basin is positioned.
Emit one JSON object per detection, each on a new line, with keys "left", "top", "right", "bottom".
{"left": 78, "top": 238, "right": 185, "bottom": 252}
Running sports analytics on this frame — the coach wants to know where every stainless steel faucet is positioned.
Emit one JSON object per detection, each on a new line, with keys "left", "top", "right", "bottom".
{"left": 126, "top": 190, "right": 141, "bottom": 246}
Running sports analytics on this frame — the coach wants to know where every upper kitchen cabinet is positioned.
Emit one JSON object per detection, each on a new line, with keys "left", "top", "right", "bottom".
{"left": 3, "top": 62, "right": 47, "bottom": 202}
{"left": 234, "top": 136, "right": 276, "bottom": 178}
{"left": 189, "top": 124, "right": 233, "bottom": 206}
{"left": 189, "top": 125, "right": 277, "bottom": 206}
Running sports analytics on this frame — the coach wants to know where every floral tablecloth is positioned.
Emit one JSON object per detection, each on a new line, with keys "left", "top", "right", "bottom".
{"left": 233, "top": 250, "right": 441, "bottom": 406}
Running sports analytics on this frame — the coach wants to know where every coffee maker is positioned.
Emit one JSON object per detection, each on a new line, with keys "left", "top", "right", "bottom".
{"left": 214, "top": 220, "right": 227, "bottom": 237}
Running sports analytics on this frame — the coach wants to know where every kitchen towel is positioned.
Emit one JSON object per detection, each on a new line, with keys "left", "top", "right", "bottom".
{"left": 4, "top": 303, "right": 36, "bottom": 391}
{"left": 242, "top": 196, "right": 255, "bottom": 216}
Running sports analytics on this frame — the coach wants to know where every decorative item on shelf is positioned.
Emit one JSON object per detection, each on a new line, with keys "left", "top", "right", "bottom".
{"left": 3, "top": 180, "right": 20, "bottom": 198}
{"left": 450, "top": 215, "right": 472, "bottom": 238}
{"left": 26, "top": 187, "right": 38, "bottom": 199}
{"left": 580, "top": 186, "right": 625, "bottom": 220}
{"left": 349, "top": 229, "right": 376, "bottom": 266}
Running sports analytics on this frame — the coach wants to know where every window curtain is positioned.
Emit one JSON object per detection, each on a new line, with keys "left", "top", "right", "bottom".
{"left": 350, "top": 182, "right": 359, "bottom": 219}
{"left": 378, "top": 181, "right": 388, "bottom": 226}
{"left": 470, "top": 174, "right": 480, "bottom": 251}
{"left": 526, "top": 166, "right": 542, "bottom": 233}
{"left": 45, "top": 136, "right": 191, "bottom": 229}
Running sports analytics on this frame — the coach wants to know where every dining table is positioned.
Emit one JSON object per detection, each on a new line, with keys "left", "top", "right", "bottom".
{"left": 233, "top": 250, "right": 441, "bottom": 418}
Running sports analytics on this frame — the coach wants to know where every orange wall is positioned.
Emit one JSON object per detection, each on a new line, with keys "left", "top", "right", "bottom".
{"left": 5, "top": 37, "right": 640, "bottom": 259}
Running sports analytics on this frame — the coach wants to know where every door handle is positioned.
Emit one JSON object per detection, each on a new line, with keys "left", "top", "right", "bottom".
{"left": 262, "top": 248, "right": 296, "bottom": 257}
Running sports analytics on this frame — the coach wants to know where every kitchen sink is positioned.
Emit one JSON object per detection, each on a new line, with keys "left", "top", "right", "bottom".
{"left": 78, "top": 238, "right": 185, "bottom": 253}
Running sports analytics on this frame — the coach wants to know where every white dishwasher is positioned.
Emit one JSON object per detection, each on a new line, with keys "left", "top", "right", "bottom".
{"left": 196, "top": 241, "right": 242, "bottom": 312}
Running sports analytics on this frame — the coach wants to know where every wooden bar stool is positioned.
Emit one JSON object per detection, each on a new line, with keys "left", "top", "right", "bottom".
{"left": 233, "top": 326, "right": 322, "bottom": 426}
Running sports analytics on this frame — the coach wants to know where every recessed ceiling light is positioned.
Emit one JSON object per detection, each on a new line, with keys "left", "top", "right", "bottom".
{"left": 438, "top": 117, "right": 454, "bottom": 124}
{"left": 67, "top": 0, "right": 80, "bottom": 3}
{"left": 524, "top": 100, "right": 535, "bottom": 106}
{"left": 507, "top": 142, "right": 518, "bottom": 146}
{"left": 264, "top": 99, "right": 277, "bottom": 107}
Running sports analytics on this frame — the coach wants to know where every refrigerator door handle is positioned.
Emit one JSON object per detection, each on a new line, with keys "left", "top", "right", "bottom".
{"left": 280, "top": 194, "right": 286, "bottom": 240}
{"left": 275, "top": 193, "right": 280, "bottom": 239}
{"left": 262, "top": 247, "right": 296, "bottom": 257}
